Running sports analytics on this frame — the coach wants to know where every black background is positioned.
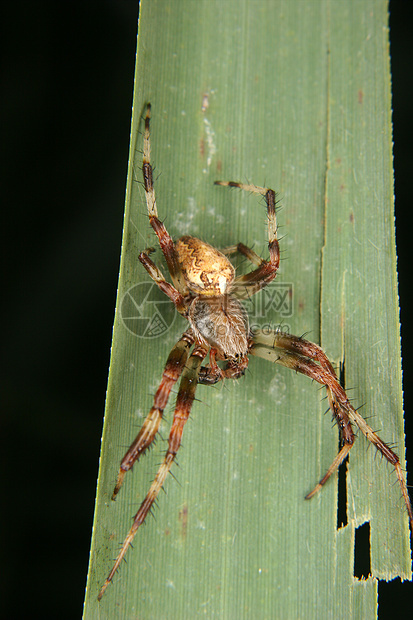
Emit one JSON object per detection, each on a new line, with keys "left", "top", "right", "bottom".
{"left": 1, "top": 1, "right": 411, "bottom": 617}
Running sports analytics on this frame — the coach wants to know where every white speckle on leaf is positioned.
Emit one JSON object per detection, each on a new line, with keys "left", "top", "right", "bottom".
{"left": 202, "top": 117, "right": 217, "bottom": 173}
{"left": 175, "top": 198, "right": 199, "bottom": 234}
{"left": 268, "top": 373, "right": 287, "bottom": 404}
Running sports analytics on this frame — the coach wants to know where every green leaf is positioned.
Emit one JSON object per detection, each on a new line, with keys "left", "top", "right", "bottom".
{"left": 84, "top": 1, "right": 411, "bottom": 617}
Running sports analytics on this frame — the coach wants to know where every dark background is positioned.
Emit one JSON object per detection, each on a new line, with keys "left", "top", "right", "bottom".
{"left": 1, "top": 1, "right": 411, "bottom": 617}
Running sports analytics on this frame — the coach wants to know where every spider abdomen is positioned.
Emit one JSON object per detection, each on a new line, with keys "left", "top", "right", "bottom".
{"left": 188, "top": 295, "right": 249, "bottom": 359}
{"left": 175, "top": 235, "right": 235, "bottom": 295}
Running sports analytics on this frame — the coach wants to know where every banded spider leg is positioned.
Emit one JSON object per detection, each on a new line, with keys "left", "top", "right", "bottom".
{"left": 98, "top": 332, "right": 207, "bottom": 601}
{"left": 250, "top": 328, "right": 413, "bottom": 528}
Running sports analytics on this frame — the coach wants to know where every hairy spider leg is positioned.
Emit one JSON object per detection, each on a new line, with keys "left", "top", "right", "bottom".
{"left": 251, "top": 329, "right": 413, "bottom": 530}
{"left": 139, "top": 249, "right": 187, "bottom": 315}
{"left": 253, "top": 330, "right": 338, "bottom": 377}
{"left": 347, "top": 407, "right": 413, "bottom": 531}
{"left": 111, "top": 330, "right": 195, "bottom": 500}
{"left": 304, "top": 386, "right": 354, "bottom": 498}
{"left": 214, "top": 182, "right": 280, "bottom": 296}
{"left": 99, "top": 341, "right": 208, "bottom": 601}
{"left": 221, "top": 242, "right": 265, "bottom": 267}
{"left": 254, "top": 331, "right": 356, "bottom": 495}
{"left": 197, "top": 347, "right": 250, "bottom": 385}
{"left": 142, "top": 103, "right": 186, "bottom": 293}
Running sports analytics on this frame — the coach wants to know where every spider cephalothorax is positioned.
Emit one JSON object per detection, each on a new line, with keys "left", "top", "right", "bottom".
{"left": 98, "top": 104, "right": 412, "bottom": 601}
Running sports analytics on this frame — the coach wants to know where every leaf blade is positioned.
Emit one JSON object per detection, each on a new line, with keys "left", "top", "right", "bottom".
{"left": 84, "top": 1, "right": 410, "bottom": 617}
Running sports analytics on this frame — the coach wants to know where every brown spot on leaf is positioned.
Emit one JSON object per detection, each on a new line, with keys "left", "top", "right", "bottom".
{"left": 179, "top": 504, "right": 188, "bottom": 540}
{"left": 201, "top": 93, "right": 209, "bottom": 112}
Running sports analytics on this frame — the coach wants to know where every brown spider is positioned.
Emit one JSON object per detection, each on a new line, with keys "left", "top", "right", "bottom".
{"left": 98, "top": 103, "right": 413, "bottom": 601}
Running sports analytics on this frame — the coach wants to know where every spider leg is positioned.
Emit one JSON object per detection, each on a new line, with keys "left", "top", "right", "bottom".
{"left": 139, "top": 249, "right": 187, "bottom": 315}
{"left": 142, "top": 104, "right": 186, "bottom": 293}
{"left": 251, "top": 339, "right": 355, "bottom": 458}
{"left": 198, "top": 347, "right": 249, "bottom": 385}
{"left": 304, "top": 386, "right": 353, "bottom": 499}
{"left": 252, "top": 329, "right": 355, "bottom": 445}
{"left": 253, "top": 329, "right": 336, "bottom": 374}
{"left": 111, "top": 329, "right": 195, "bottom": 500}
{"left": 347, "top": 406, "right": 413, "bottom": 532}
{"left": 221, "top": 242, "right": 265, "bottom": 267}
{"left": 215, "top": 181, "right": 280, "bottom": 296}
{"left": 98, "top": 341, "right": 208, "bottom": 601}
{"left": 250, "top": 329, "right": 413, "bottom": 529}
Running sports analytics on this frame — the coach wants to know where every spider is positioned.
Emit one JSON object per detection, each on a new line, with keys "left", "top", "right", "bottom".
{"left": 98, "top": 103, "right": 413, "bottom": 601}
